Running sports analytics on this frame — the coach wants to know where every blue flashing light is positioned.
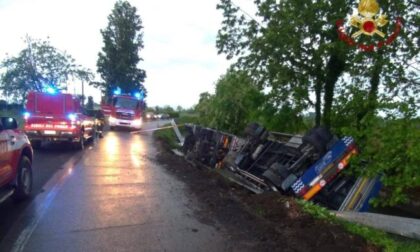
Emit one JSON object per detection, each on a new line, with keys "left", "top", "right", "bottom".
{"left": 68, "top": 113, "right": 77, "bottom": 121}
{"left": 46, "top": 86, "right": 57, "bottom": 94}
{"left": 23, "top": 112, "right": 31, "bottom": 120}
{"left": 113, "top": 87, "right": 122, "bottom": 95}
{"left": 134, "top": 90, "right": 145, "bottom": 100}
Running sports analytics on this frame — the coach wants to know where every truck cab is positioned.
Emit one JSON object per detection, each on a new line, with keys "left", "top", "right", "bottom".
{"left": 0, "top": 117, "right": 33, "bottom": 203}
{"left": 23, "top": 91, "right": 96, "bottom": 149}
{"left": 101, "top": 93, "right": 145, "bottom": 130}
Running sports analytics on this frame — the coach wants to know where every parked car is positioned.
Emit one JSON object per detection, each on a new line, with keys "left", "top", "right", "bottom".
{"left": 145, "top": 112, "right": 156, "bottom": 121}
{"left": 0, "top": 117, "right": 34, "bottom": 204}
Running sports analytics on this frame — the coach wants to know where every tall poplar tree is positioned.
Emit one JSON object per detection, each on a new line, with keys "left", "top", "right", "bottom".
{"left": 96, "top": 0, "right": 146, "bottom": 97}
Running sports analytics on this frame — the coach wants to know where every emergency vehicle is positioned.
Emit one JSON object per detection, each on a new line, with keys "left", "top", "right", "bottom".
{"left": 101, "top": 89, "right": 145, "bottom": 130}
{"left": 0, "top": 117, "right": 33, "bottom": 203}
{"left": 23, "top": 89, "right": 97, "bottom": 150}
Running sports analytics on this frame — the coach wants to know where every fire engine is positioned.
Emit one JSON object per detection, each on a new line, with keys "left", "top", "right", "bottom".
{"left": 101, "top": 88, "right": 145, "bottom": 130}
{"left": 0, "top": 117, "right": 33, "bottom": 203}
{"left": 23, "top": 88, "right": 97, "bottom": 150}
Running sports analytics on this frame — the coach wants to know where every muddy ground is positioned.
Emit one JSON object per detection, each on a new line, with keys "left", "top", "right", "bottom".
{"left": 155, "top": 140, "right": 380, "bottom": 252}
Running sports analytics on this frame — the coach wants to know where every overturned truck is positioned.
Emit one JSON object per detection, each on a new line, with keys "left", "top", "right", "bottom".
{"left": 182, "top": 123, "right": 381, "bottom": 212}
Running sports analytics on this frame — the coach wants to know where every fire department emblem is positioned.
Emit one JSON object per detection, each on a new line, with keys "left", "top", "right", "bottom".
{"left": 336, "top": 0, "right": 402, "bottom": 52}
{"left": 350, "top": 0, "right": 388, "bottom": 38}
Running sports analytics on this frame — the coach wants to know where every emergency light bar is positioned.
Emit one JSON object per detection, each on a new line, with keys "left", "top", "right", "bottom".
{"left": 113, "top": 87, "right": 122, "bottom": 95}
{"left": 23, "top": 112, "right": 31, "bottom": 120}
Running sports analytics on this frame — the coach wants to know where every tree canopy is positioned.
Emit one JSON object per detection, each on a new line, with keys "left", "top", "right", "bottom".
{"left": 0, "top": 37, "right": 92, "bottom": 103}
{"left": 207, "top": 0, "right": 419, "bottom": 205}
{"left": 96, "top": 0, "right": 147, "bottom": 97}
{"left": 216, "top": 0, "right": 419, "bottom": 128}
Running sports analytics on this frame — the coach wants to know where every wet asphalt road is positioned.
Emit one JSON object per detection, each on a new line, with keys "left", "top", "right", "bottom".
{"left": 0, "top": 142, "right": 83, "bottom": 241}
{"left": 0, "top": 121, "right": 167, "bottom": 242}
{"left": 0, "top": 120, "right": 232, "bottom": 251}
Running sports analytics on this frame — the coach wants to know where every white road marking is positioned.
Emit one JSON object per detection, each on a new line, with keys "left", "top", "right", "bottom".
{"left": 10, "top": 155, "right": 82, "bottom": 252}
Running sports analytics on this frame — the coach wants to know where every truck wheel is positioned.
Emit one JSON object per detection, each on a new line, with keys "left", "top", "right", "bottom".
{"left": 13, "top": 156, "right": 33, "bottom": 201}
{"left": 31, "top": 140, "right": 42, "bottom": 149}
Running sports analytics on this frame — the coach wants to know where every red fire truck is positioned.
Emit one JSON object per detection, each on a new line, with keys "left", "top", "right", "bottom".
{"left": 23, "top": 89, "right": 97, "bottom": 149}
{"left": 101, "top": 89, "right": 145, "bottom": 130}
{"left": 0, "top": 117, "right": 33, "bottom": 203}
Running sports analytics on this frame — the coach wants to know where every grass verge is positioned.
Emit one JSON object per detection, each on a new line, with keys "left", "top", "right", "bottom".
{"left": 153, "top": 115, "right": 199, "bottom": 149}
{"left": 153, "top": 125, "right": 179, "bottom": 149}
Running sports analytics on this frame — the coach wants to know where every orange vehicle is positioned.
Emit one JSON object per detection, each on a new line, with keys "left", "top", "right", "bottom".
{"left": 23, "top": 90, "right": 97, "bottom": 149}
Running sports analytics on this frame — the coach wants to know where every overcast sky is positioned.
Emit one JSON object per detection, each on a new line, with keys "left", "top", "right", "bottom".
{"left": 0, "top": 0, "right": 255, "bottom": 108}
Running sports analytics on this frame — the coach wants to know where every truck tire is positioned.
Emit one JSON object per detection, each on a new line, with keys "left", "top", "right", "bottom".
{"left": 13, "top": 156, "right": 33, "bottom": 201}
{"left": 303, "top": 127, "right": 332, "bottom": 155}
{"left": 313, "top": 127, "right": 333, "bottom": 144}
{"left": 306, "top": 127, "right": 334, "bottom": 154}
{"left": 302, "top": 134, "right": 325, "bottom": 154}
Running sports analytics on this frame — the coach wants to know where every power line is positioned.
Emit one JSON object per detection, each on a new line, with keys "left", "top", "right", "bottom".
{"left": 230, "top": 0, "right": 263, "bottom": 27}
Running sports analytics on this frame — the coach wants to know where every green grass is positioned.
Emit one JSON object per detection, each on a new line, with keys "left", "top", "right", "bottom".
{"left": 153, "top": 115, "right": 199, "bottom": 149}
{"left": 297, "top": 200, "right": 420, "bottom": 252}
{"left": 153, "top": 124, "right": 180, "bottom": 150}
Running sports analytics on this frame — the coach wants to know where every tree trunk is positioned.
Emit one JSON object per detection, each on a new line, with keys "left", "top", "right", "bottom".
{"left": 356, "top": 54, "right": 383, "bottom": 129}
{"left": 323, "top": 52, "right": 346, "bottom": 128}
{"left": 315, "top": 80, "right": 322, "bottom": 127}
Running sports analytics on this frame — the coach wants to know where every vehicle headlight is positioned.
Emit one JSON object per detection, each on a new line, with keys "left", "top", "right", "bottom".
{"left": 133, "top": 119, "right": 142, "bottom": 126}
{"left": 109, "top": 116, "right": 116, "bottom": 123}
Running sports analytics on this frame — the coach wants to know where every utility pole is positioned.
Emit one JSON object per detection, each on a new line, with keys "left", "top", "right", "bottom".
{"left": 82, "top": 80, "right": 85, "bottom": 108}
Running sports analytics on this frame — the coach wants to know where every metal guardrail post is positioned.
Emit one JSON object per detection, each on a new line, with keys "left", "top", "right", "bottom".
{"left": 171, "top": 119, "right": 184, "bottom": 145}
{"left": 334, "top": 211, "right": 420, "bottom": 240}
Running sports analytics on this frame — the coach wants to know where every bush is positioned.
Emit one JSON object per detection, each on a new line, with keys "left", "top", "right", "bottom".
{"left": 336, "top": 100, "right": 420, "bottom": 206}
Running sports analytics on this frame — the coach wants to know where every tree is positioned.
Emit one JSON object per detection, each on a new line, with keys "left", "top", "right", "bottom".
{"left": 330, "top": 0, "right": 420, "bottom": 205}
{"left": 96, "top": 0, "right": 146, "bottom": 97}
{"left": 0, "top": 37, "right": 92, "bottom": 103}
{"left": 176, "top": 105, "right": 183, "bottom": 112}
{"left": 86, "top": 96, "right": 94, "bottom": 110}
{"left": 195, "top": 92, "right": 216, "bottom": 127}
{"left": 216, "top": 0, "right": 419, "bottom": 204}
{"left": 195, "top": 69, "right": 267, "bottom": 134}
{"left": 217, "top": 0, "right": 354, "bottom": 128}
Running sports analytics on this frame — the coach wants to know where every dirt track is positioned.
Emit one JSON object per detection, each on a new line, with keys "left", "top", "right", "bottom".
{"left": 156, "top": 140, "right": 379, "bottom": 252}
